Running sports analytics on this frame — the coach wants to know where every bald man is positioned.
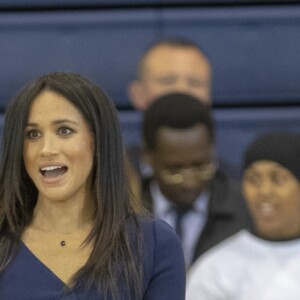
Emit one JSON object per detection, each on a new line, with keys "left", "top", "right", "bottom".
{"left": 128, "top": 38, "right": 212, "bottom": 110}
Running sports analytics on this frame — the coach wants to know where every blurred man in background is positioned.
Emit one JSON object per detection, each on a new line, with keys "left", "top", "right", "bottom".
{"left": 128, "top": 37, "right": 212, "bottom": 110}
{"left": 141, "top": 93, "right": 250, "bottom": 268}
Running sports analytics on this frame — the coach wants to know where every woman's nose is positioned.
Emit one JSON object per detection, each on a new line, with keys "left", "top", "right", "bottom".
{"left": 40, "top": 135, "right": 58, "bottom": 156}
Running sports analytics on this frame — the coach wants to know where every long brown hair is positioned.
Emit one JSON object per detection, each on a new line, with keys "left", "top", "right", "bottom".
{"left": 0, "top": 72, "right": 145, "bottom": 299}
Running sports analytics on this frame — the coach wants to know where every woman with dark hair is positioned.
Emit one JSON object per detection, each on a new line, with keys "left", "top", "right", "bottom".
{"left": 0, "top": 72, "right": 185, "bottom": 299}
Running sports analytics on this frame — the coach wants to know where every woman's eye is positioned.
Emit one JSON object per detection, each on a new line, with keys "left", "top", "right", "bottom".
{"left": 58, "top": 127, "right": 73, "bottom": 136}
{"left": 26, "top": 130, "right": 40, "bottom": 139}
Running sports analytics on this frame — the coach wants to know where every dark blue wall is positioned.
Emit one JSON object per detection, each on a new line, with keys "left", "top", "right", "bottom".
{"left": 1, "top": 1, "right": 300, "bottom": 174}
{"left": 1, "top": 4, "right": 300, "bottom": 108}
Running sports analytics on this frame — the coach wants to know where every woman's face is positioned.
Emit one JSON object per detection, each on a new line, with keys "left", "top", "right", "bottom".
{"left": 23, "top": 90, "right": 94, "bottom": 205}
{"left": 243, "top": 160, "right": 300, "bottom": 240}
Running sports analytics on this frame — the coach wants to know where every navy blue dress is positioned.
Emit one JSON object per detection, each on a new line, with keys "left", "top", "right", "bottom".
{"left": 0, "top": 218, "right": 185, "bottom": 299}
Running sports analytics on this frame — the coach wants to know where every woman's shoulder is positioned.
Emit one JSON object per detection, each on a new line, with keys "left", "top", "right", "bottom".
{"left": 138, "top": 217, "right": 181, "bottom": 246}
{"left": 126, "top": 216, "right": 185, "bottom": 274}
{"left": 138, "top": 217, "right": 184, "bottom": 268}
{"left": 138, "top": 216, "right": 174, "bottom": 232}
{"left": 137, "top": 217, "right": 186, "bottom": 299}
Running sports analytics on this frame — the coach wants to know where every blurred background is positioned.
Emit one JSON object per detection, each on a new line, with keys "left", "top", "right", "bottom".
{"left": 1, "top": 0, "right": 300, "bottom": 172}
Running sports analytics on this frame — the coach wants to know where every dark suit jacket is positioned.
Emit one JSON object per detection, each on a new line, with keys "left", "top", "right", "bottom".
{"left": 142, "top": 170, "right": 252, "bottom": 264}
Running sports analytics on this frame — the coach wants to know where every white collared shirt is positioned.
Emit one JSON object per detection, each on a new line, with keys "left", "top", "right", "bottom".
{"left": 150, "top": 181, "right": 209, "bottom": 267}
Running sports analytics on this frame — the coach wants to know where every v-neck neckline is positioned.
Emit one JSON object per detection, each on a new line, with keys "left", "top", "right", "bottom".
{"left": 20, "top": 241, "right": 74, "bottom": 290}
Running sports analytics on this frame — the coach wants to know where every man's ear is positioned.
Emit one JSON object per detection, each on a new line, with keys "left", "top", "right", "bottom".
{"left": 128, "top": 80, "right": 147, "bottom": 111}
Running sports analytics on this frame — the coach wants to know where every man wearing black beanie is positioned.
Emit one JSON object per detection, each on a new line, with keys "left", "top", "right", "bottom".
{"left": 243, "top": 132, "right": 300, "bottom": 182}
{"left": 187, "top": 131, "right": 300, "bottom": 300}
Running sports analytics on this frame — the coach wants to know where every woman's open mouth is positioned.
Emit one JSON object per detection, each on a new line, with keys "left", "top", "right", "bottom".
{"left": 40, "top": 165, "right": 68, "bottom": 178}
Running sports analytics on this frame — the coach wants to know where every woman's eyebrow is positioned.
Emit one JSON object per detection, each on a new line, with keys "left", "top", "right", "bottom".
{"left": 52, "top": 119, "right": 79, "bottom": 126}
{"left": 25, "top": 119, "right": 79, "bottom": 127}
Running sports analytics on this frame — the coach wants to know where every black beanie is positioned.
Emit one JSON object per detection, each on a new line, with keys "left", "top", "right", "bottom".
{"left": 243, "top": 132, "right": 300, "bottom": 181}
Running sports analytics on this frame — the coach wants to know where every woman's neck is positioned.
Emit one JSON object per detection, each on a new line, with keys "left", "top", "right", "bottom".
{"left": 30, "top": 197, "right": 94, "bottom": 234}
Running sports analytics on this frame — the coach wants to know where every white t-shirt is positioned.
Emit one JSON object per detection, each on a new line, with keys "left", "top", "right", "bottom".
{"left": 186, "top": 229, "right": 300, "bottom": 300}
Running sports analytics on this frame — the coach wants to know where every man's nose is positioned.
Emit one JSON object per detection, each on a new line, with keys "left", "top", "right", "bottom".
{"left": 258, "top": 180, "right": 273, "bottom": 197}
{"left": 179, "top": 169, "right": 203, "bottom": 190}
{"left": 174, "top": 79, "right": 190, "bottom": 92}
